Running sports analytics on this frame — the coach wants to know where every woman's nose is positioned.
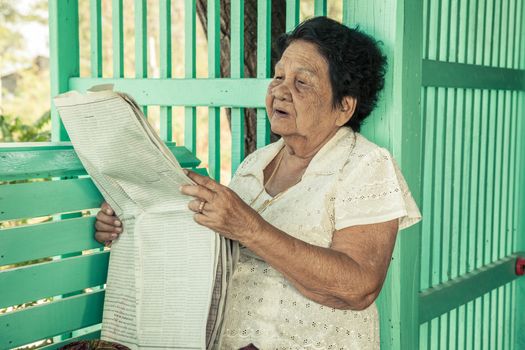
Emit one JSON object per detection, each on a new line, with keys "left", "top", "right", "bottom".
{"left": 272, "top": 83, "right": 292, "bottom": 102}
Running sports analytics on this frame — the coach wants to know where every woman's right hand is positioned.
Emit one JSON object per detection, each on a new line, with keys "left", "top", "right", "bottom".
{"left": 95, "top": 202, "right": 122, "bottom": 245}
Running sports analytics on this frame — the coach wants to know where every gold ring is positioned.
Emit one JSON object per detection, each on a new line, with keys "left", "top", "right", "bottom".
{"left": 198, "top": 201, "right": 206, "bottom": 213}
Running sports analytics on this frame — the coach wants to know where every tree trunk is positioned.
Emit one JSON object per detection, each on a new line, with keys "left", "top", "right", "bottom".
{"left": 196, "top": 0, "right": 286, "bottom": 155}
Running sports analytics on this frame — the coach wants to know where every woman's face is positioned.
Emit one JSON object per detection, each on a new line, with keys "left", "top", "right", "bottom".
{"left": 266, "top": 40, "right": 348, "bottom": 144}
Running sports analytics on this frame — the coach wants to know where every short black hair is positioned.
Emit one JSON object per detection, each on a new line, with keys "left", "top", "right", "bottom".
{"left": 276, "top": 17, "right": 387, "bottom": 132}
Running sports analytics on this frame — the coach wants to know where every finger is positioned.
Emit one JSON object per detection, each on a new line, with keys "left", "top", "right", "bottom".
{"left": 185, "top": 170, "right": 222, "bottom": 192}
{"left": 100, "top": 201, "right": 114, "bottom": 216}
{"left": 193, "top": 212, "right": 210, "bottom": 227}
{"left": 95, "top": 231, "right": 119, "bottom": 244}
{"left": 95, "top": 220, "right": 122, "bottom": 233}
{"left": 96, "top": 210, "right": 121, "bottom": 226}
{"left": 188, "top": 199, "right": 208, "bottom": 213}
{"left": 180, "top": 184, "right": 215, "bottom": 202}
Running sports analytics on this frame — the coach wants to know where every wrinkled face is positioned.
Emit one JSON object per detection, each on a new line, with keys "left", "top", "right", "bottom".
{"left": 266, "top": 40, "right": 342, "bottom": 142}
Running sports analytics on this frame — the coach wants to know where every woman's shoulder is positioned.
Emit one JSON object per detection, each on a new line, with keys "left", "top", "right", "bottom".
{"left": 335, "top": 131, "right": 423, "bottom": 230}
{"left": 346, "top": 132, "right": 393, "bottom": 170}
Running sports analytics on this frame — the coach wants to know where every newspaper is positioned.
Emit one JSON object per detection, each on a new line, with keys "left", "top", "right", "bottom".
{"left": 53, "top": 86, "right": 230, "bottom": 349}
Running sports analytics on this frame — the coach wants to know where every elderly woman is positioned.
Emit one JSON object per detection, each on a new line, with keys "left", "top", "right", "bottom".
{"left": 95, "top": 17, "right": 421, "bottom": 349}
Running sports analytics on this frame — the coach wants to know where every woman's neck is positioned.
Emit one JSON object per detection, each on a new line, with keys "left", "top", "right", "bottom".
{"left": 280, "top": 128, "right": 339, "bottom": 165}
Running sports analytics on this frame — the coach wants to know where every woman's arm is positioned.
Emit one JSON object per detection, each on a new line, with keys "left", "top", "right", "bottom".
{"left": 244, "top": 218, "right": 398, "bottom": 310}
{"left": 181, "top": 170, "right": 399, "bottom": 310}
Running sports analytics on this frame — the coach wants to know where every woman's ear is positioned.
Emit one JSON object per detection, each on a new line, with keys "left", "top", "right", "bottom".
{"left": 336, "top": 96, "right": 357, "bottom": 126}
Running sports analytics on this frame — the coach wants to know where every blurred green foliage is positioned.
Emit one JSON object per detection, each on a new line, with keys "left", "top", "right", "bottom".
{"left": 0, "top": 110, "right": 50, "bottom": 141}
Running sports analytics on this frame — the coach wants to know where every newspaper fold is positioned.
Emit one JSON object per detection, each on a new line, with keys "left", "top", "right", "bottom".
{"left": 54, "top": 86, "right": 230, "bottom": 350}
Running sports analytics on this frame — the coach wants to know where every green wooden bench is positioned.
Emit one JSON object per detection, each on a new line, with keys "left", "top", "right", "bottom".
{"left": 0, "top": 143, "right": 203, "bottom": 349}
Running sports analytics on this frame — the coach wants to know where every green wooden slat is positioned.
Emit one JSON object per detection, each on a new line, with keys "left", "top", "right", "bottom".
{"left": 89, "top": 0, "right": 102, "bottom": 78}
{"left": 469, "top": 89, "right": 481, "bottom": 272}
{"left": 494, "top": 91, "right": 506, "bottom": 260}
{"left": 435, "top": 0, "right": 444, "bottom": 63}
{"left": 40, "top": 330, "right": 102, "bottom": 350}
{"left": 509, "top": 83, "right": 518, "bottom": 350}
{"left": 0, "top": 143, "right": 74, "bottom": 152}
{"left": 112, "top": 0, "right": 124, "bottom": 78}
{"left": 420, "top": 87, "right": 431, "bottom": 291}
{"left": 496, "top": 0, "right": 505, "bottom": 65}
{"left": 256, "top": 109, "right": 269, "bottom": 149}
{"left": 444, "top": 0, "right": 452, "bottom": 61}
{"left": 500, "top": 91, "right": 512, "bottom": 350}
{"left": 208, "top": 0, "right": 221, "bottom": 182}
{"left": 134, "top": 0, "right": 148, "bottom": 117}
{"left": 184, "top": 0, "right": 197, "bottom": 154}
{"left": 480, "top": 88, "right": 492, "bottom": 350}
{"left": 342, "top": 0, "right": 351, "bottom": 26}
{"left": 314, "top": 0, "right": 327, "bottom": 16}
{"left": 69, "top": 78, "right": 272, "bottom": 107}
{"left": 440, "top": 87, "right": 451, "bottom": 349}
{"left": 134, "top": 0, "right": 147, "bottom": 79}
{"left": 492, "top": 91, "right": 510, "bottom": 348}
{"left": 440, "top": 86, "right": 451, "bottom": 278}
{"left": 419, "top": 252, "right": 525, "bottom": 324}
{"left": 0, "top": 178, "right": 102, "bottom": 221}
{"left": 422, "top": 0, "right": 428, "bottom": 59}
{"left": 505, "top": 0, "right": 515, "bottom": 69}
{"left": 49, "top": 0, "right": 79, "bottom": 141}
{"left": 0, "top": 147, "right": 84, "bottom": 180}
{"left": 486, "top": 90, "right": 498, "bottom": 349}
{"left": 0, "top": 252, "right": 108, "bottom": 308}
{"left": 421, "top": 85, "right": 433, "bottom": 348}
{"left": 522, "top": 0, "right": 525, "bottom": 69}
{"left": 207, "top": 101, "right": 220, "bottom": 182}
{"left": 428, "top": 87, "right": 437, "bottom": 287}
{"left": 0, "top": 143, "right": 200, "bottom": 181}
{"left": 476, "top": 89, "right": 488, "bottom": 265}
{"left": 434, "top": 86, "right": 445, "bottom": 284}
{"left": 471, "top": 88, "right": 483, "bottom": 350}
{"left": 508, "top": 89, "right": 518, "bottom": 349}
{"left": 286, "top": 0, "right": 299, "bottom": 31}
{"left": 231, "top": 0, "right": 245, "bottom": 175}
{"left": 449, "top": 39, "right": 468, "bottom": 349}
{"left": 256, "top": 0, "right": 271, "bottom": 148}
{"left": 450, "top": 88, "right": 462, "bottom": 282}
{"left": 492, "top": 7, "right": 503, "bottom": 257}
{"left": 481, "top": 0, "right": 490, "bottom": 67}
{"left": 458, "top": 88, "right": 472, "bottom": 350}
{"left": 160, "top": 0, "right": 173, "bottom": 141}
{"left": 463, "top": 7, "right": 477, "bottom": 339}
{"left": 514, "top": 0, "right": 522, "bottom": 68}
{"left": 0, "top": 290, "right": 104, "bottom": 349}
{"left": 0, "top": 216, "right": 102, "bottom": 266}
{"left": 511, "top": 91, "right": 525, "bottom": 349}
{"left": 504, "top": 283, "right": 511, "bottom": 350}
{"left": 422, "top": 60, "right": 525, "bottom": 90}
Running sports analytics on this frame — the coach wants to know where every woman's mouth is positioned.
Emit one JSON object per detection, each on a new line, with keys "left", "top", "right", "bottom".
{"left": 274, "top": 108, "right": 290, "bottom": 118}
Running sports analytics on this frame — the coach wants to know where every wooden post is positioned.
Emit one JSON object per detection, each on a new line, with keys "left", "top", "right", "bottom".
{"left": 49, "top": 0, "right": 79, "bottom": 142}
{"left": 345, "top": 0, "right": 423, "bottom": 348}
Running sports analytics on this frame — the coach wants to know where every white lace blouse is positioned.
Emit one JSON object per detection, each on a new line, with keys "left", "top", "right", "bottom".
{"left": 219, "top": 127, "right": 421, "bottom": 349}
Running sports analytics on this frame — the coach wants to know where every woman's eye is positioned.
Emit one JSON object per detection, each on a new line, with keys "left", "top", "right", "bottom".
{"left": 274, "top": 76, "right": 283, "bottom": 80}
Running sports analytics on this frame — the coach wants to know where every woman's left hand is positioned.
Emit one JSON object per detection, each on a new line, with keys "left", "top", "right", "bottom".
{"left": 180, "top": 170, "right": 263, "bottom": 243}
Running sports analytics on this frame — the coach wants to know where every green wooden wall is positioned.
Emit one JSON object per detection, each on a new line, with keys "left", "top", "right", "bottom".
{"left": 1, "top": 0, "right": 524, "bottom": 349}
{"left": 418, "top": 0, "right": 525, "bottom": 349}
